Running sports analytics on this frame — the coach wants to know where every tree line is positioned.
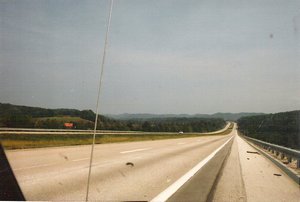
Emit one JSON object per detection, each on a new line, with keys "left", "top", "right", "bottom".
{"left": 0, "top": 103, "right": 225, "bottom": 132}
{"left": 237, "top": 110, "right": 300, "bottom": 150}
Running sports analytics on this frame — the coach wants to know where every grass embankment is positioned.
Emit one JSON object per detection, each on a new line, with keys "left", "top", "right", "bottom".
{"left": 0, "top": 123, "right": 233, "bottom": 150}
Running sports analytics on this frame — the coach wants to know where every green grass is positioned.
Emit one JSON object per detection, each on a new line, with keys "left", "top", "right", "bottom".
{"left": 0, "top": 123, "right": 234, "bottom": 150}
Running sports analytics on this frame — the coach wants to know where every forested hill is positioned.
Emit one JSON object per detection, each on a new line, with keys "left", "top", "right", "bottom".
{"left": 0, "top": 103, "right": 225, "bottom": 132}
{"left": 106, "top": 112, "right": 264, "bottom": 121}
{"left": 0, "top": 103, "right": 96, "bottom": 121}
{"left": 0, "top": 103, "right": 107, "bottom": 129}
{"left": 237, "top": 110, "right": 300, "bottom": 150}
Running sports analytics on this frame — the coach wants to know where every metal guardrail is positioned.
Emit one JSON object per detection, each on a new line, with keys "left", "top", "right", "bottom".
{"left": 243, "top": 136, "right": 300, "bottom": 168}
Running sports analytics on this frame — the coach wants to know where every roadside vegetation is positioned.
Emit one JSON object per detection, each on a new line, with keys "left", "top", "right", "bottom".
{"left": 0, "top": 123, "right": 233, "bottom": 150}
{"left": 237, "top": 111, "right": 300, "bottom": 150}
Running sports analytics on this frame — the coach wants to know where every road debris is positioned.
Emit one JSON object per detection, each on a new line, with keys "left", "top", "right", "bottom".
{"left": 273, "top": 173, "right": 282, "bottom": 176}
{"left": 126, "top": 162, "right": 134, "bottom": 167}
{"left": 59, "top": 153, "right": 69, "bottom": 160}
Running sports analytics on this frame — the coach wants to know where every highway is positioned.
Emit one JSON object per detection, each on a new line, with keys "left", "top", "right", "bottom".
{"left": 6, "top": 126, "right": 233, "bottom": 201}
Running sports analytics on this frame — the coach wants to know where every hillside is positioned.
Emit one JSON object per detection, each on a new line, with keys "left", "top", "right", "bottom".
{"left": 237, "top": 110, "right": 300, "bottom": 150}
{"left": 0, "top": 103, "right": 226, "bottom": 132}
{"left": 0, "top": 103, "right": 104, "bottom": 129}
{"left": 106, "top": 112, "right": 264, "bottom": 121}
{"left": 32, "top": 116, "right": 94, "bottom": 129}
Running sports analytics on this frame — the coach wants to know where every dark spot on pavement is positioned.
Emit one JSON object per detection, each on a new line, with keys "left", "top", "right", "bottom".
{"left": 126, "top": 162, "right": 134, "bottom": 167}
{"left": 269, "top": 33, "right": 273, "bottom": 39}
{"left": 274, "top": 173, "right": 282, "bottom": 176}
{"left": 59, "top": 153, "right": 69, "bottom": 161}
{"left": 247, "top": 158, "right": 250, "bottom": 160}
{"left": 59, "top": 182, "right": 63, "bottom": 186}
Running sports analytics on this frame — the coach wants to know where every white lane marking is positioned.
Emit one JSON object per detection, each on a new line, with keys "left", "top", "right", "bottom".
{"left": 120, "top": 147, "right": 152, "bottom": 154}
{"left": 72, "top": 158, "right": 89, "bottom": 162}
{"left": 151, "top": 136, "right": 234, "bottom": 202}
{"left": 14, "top": 163, "right": 57, "bottom": 171}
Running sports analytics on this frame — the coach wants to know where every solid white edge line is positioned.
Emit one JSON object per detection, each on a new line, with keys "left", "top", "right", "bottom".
{"left": 150, "top": 136, "right": 234, "bottom": 202}
{"left": 120, "top": 147, "right": 152, "bottom": 154}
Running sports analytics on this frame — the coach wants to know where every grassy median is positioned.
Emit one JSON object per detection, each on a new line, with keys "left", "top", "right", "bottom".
{"left": 0, "top": 123, "right": 233, "bottom": 150}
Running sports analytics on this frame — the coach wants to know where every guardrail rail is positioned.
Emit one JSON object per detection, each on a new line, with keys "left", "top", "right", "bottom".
{"left": 242, "top": 135, "right": 300, "bottom": 184}
{"left": 243, "top": 136, "right": 300, "bottom": 168}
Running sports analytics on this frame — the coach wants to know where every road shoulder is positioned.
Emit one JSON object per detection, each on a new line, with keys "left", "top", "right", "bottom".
{"left": 237, "top": 135, "right": 300, "bottom": 202}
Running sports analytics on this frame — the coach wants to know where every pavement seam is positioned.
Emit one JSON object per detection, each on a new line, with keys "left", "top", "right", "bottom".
{"left": 209, "top": 135, "right": 248, "bottom": 202}
{"left": 236, "top": 136, "right": 248, "bottom": 202}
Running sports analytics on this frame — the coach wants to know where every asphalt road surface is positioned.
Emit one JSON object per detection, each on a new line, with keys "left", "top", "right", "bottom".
{"left": 6, "top": 129, "right": 233, "bottom": 201}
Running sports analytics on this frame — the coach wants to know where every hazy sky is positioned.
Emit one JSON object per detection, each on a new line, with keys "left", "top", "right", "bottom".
{"left": 1, "top": 0, "right": 300, "bottom": 114}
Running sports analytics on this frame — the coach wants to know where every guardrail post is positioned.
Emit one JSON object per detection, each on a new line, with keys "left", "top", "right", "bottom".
{"left": 287, "top": 156, "right": 292, "bottom": 163}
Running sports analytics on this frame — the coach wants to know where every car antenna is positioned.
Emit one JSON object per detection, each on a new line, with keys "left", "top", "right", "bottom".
{"left": 85, "top": 0, "right": 114, "bottom": 201}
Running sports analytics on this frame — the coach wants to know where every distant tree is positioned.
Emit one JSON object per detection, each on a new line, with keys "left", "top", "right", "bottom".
{"left": 80, "top": 110, "right": 95, "bottom": 122}
{"left": 142, "top": 121, "right": 151, "bottom": 131}
{"left": 2, "top": 114, "right": 33, "bottom": 128}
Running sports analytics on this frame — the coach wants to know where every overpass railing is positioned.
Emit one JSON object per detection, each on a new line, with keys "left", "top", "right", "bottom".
{"left": 243, "top": 136, "right": 300, "bottom": 168}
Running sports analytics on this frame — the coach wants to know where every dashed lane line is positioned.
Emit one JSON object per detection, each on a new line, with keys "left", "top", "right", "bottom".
{"left": 120, "top": 147, "right": 152, "bottom": 154}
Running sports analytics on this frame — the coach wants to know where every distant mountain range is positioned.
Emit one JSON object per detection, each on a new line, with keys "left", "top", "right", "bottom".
{"left": 105, "top": 112, "right": 265, "bottom": 121}
{"left": 0, "top": 103, "right": 263, "bottom": 122}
